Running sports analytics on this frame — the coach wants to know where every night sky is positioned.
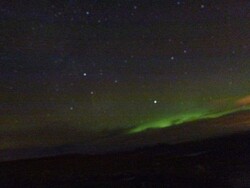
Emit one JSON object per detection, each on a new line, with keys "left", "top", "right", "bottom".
{"left": 1, "top": 0, "right": 250, "bottom": 153}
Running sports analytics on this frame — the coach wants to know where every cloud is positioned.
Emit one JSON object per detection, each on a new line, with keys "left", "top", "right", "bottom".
{"left": 236, "top": 95, "right": 250, "bottom": 107}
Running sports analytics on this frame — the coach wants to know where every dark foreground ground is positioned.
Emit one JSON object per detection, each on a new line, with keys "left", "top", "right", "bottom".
{"left": 1, "top": 131, "right": 250, "bottom": 188}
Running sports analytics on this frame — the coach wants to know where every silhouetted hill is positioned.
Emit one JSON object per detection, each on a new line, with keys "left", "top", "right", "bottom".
{"left": 1, "top": 131, "right": 250, "bottom": 188}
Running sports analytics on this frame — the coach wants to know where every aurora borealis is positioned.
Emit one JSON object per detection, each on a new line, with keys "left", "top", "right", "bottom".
{"left": 1, "top": 0, "right": 250, "bottom": 156}
{"left": 129, "top": 106, "right": 250, "bottom": 133}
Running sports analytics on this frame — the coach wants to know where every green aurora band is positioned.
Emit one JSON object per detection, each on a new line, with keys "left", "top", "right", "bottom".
{"left": 128, "top": 106, "right": 250, "bottom": 134}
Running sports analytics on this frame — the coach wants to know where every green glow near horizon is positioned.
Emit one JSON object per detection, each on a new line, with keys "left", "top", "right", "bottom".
{"left": 128, "top": 106, "right": 250, "bottom": 134}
